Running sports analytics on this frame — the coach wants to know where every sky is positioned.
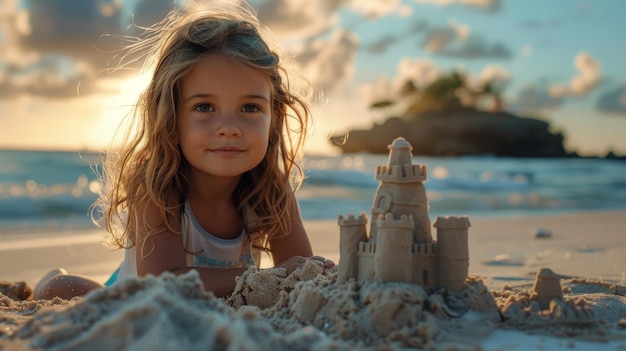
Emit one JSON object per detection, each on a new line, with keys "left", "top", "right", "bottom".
{"left": 0, "top": 0, "right": 625, "bottom": 156}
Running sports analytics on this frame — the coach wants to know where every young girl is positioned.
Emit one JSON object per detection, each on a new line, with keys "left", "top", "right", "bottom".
{"left": 34, "top": 5, "right": 332, "bottom": 300}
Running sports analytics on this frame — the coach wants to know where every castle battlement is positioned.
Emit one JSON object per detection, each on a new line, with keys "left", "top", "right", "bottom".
{"left": 358, "top": 241, "right": 376, "bottom": 254}
{"left": 433, "top": 216, "right": 471, "bottom": 229}
{"left": 413, "top": 243, "right": 437, "bottom": 255}
{"left": 375, "top": 164, "right": 427, "bottom": 183}
{"left": 375, "top": 213, "right": 414, "bottom": 229}
{"left": 338, "top": 213, "right": 368, "bottom": 227}
{"left": 355, "top": 240, "right": 437, "bottom": 256}
{"left": 338, "top": 137, "right": 470, "bottom": 290}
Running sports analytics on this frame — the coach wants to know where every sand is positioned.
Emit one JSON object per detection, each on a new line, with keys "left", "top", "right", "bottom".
{"left": 1, "top": 210, "right": 626, "bottom": 350}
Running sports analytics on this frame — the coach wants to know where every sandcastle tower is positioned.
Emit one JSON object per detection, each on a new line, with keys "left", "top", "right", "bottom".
{"left": 338, "top": 137, "right": 471, "bottom": 291}
{"left": 434, "top": 216, "right": 471, "bottom": 291}
{"left": 374, "top": 213, "right": 414, "bottom": 283}
{"left": 370, "top": 138, "right": 432, "bottom": 244}
{"left": 337, "top": 213, "right": 368, "bottom": 283}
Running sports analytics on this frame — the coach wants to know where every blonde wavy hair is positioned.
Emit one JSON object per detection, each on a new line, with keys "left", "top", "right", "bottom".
{"left": 94, "top": 5, "right": 312, "bottom": 252}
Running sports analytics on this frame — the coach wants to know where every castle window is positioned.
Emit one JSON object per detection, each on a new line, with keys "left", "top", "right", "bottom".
{"left": 375, "top": 189, "right": 392, "bottom": 212}
{"left": 423, "top": 270, "right": 429, "bottom": 284}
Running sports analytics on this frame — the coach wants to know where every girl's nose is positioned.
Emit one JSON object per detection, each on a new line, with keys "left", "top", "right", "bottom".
{"left": 215, "top": 115, "right": 241, "bottom": 137}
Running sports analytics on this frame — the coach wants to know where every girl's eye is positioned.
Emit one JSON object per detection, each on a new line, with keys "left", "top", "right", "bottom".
{"left": 194, "top": 103, "right": 214, "bottom": 112}
{"left": 241, "top": 104, "right": 260, "bottom": 113}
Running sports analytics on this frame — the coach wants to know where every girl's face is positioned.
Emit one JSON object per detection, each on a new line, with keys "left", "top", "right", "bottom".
{"left": 176, "top": 55, "right": 272, "bottom": 180}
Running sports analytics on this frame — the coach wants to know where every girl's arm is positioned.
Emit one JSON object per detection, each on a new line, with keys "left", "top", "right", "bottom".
{"left": 134, "top": 200, "right": 247, "bottom": 298}
{"left": 268, "top": 193, "right": 314, "bottom": 266}
{"left": 134, "top": 194, "right": 326, "bottom": 298}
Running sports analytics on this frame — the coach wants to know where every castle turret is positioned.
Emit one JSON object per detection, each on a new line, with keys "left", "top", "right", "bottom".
{"left": 434, "top": 216, "right": 470, "bottom": 291}
{"left": 374, "top": 213, "right": 414, "bottom": 283}
{"left": 370, "top": 137, "right": 432, "bottom": 244}
{"left": 338, "top": 213, "right": 368, "bottom": 283}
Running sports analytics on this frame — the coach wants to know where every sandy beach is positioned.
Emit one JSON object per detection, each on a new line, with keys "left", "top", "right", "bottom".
{"left": 1, "top": 210, "right": 625, "bottom": 350}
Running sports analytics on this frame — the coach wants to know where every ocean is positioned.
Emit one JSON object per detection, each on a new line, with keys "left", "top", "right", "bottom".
{"left": 1, "top": 149, "right": 625, "bottom": 235}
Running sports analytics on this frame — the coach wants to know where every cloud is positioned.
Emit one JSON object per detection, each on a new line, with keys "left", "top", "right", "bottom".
{"left": 576, "top": 2, "right": 591, "bottom": 17}
{"left": 0, "top": 1, "right": 37, "bottom": 65}
{"left": 549, "top": 52, "right": 601, "bottom": 98}
{"left": 471, "top": 65, "right": 510, "bottom": 91}
{"left": 0, "top": 0, "right": 104, "bottom": 99}
{"left": 395, "top": 58, "right": 440, "bottom": 90}
{"left": 474, "top": 52, "right": 601, "bottom": 114}
{"left": 414, "top": 0, "right": 500, "bottom": 12}
{"left": 132, "top": 0, "right": 181, "bottom": 28}
{"left": 595, "top": 85, "right": 626, "bottom": 115}
{"left": 367, "top": 33, "right": 400, "bottom": 54}
{"left": 366, "top": 20, "right": 429, "bottom": 54}
{"left": 21, "top": 0, "right": 177, "bottom": 66}
{"left": 0, "top": 0, "right": 178, "bottom": 100}
{"left": 518, "top": 18, "right": 561, "bottom": 30}
{"left": 362, "top": 76, "right": 396, "bottom": 108}
{"left": 255, "top": 0, "right": 410, "bottom": 40}
{"left": 347, "top": 0, "right": 412, "bottom": 19}
{"left": 362, "top": 58, "right": 439, "bottom": 107}
{"left": 507, "top": 84, "right": 564, "bottom": 113}
{"left": 0, "top": 0, "right": 417, "bottom": 101}
{"left": 362, "top": 60, "right": 513, "bottom": 111}
{"left": 0, "top": 54, "right": 103, "bottom": 98}
{"left": 254, "top": 0, "right": 339, "bottom": 38}
{"left": 421, "top": 20, "right": 511, "bottom": 59}
{"left": 291, "top": 29, "right": 359, "bottom": 94}
{"left": 19, "top": 0, "right": 123, "bottom": 67}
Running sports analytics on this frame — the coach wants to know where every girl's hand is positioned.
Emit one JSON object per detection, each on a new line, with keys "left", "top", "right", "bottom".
{"left": 309, "top": 255, "right": 335, "bottom": 270}
{"left": 277, "top": 255, "right": 335, "bottom": 275}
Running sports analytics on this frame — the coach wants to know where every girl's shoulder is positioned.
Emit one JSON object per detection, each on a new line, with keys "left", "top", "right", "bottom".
{"left": 136, "top": 189, "right": 184, "bottom": 233}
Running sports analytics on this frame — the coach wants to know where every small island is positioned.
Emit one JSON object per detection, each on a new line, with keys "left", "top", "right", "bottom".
{"left": 329, "top": 71, "right": 623, "bottom": 159}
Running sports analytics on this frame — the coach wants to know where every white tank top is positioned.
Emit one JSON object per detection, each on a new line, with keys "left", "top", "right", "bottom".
{"left": 112, "top": 201, "right": 260, "bottom": 284}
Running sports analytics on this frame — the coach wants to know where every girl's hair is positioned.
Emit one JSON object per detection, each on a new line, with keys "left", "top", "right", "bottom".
{"left": 94, "top": 4, "right": 312, "bottom": 252}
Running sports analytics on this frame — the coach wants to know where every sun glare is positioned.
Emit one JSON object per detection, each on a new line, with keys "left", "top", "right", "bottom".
{"left": 90, "top": 72, "right": 152, "bottom": 150}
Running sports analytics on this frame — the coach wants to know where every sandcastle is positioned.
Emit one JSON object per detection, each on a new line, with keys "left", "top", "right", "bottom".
{"left": 338, "top": 137, "right": 471, "bottom": 291}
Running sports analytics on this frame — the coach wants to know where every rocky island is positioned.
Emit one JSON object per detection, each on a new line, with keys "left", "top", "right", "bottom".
{"left": 329, "top": 71, "right": 623, "bottom": 158}
{"left": 330, "top": 110, "right": 571, "bottom": 157}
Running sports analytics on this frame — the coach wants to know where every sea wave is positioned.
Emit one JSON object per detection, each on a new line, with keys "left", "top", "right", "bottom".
{"left": 1, "top": 150, "right": 625, "bottom": 230}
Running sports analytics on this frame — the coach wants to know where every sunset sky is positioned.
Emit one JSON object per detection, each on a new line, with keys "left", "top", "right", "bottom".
{"left": 1, "top": 0, "right": 625, "bottom": 155}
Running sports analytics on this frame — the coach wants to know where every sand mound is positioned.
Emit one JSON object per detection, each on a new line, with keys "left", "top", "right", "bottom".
{"left": 228, "top": 263, "right": 500, "bottom": 349}
{"left": 1, "top": 263, "right": 626, "bottom": 350}
{"left": 491, "top": 279, "right": 626, "bottom": 342}
{"left": 2, "top": 271, "right": 341, "bottom": 351}
{"left": 0, "top": 281, "right": 32, "bottom": 301}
